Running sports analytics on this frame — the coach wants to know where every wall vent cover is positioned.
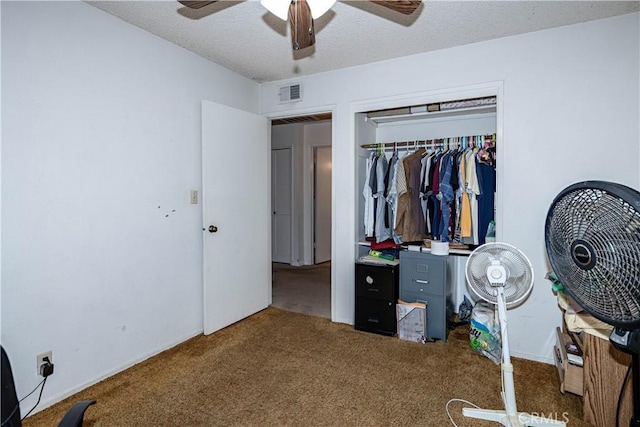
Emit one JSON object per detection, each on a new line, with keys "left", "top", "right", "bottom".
{"left": 278, "top": 84, "right": 302, "bottom": 103}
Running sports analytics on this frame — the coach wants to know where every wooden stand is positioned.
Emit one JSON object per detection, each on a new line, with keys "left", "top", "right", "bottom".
{"left": 582, "top": 332, "right": 633, "bottom": 427}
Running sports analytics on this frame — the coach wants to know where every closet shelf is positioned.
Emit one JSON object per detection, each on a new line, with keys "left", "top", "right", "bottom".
{"left": 367, "top": 105, "right": 496, "bottom": 126}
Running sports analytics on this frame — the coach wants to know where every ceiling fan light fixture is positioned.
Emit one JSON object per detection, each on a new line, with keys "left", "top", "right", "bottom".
{"left": 260, "top": 0, "right": 290, "bottom": 20}
{"left": 307, "top": 0, "right": 336, "bottom": 18}
{"left": 261, "top": 0, "right": 335, "bottom": 20}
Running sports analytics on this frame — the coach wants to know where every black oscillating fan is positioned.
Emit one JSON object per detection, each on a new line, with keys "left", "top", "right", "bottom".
{"left": 545, "top": 180, "right": 640, "bottom": 427}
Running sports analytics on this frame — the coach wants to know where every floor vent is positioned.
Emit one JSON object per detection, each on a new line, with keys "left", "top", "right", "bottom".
{"left": 279, "top": 83, "right": 302, "bottom": 103}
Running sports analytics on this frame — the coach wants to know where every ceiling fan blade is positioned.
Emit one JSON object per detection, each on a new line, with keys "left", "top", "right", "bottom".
{"left": 288, "top": 0, "right": 315, "bottom": 51}
{"left": 370, "top": 0, "right": 421, "bottom": 15}
{"left": 178, "top": 1, "right": 218, "bottom": 9}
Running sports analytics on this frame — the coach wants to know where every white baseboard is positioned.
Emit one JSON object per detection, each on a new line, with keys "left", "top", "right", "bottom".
{"left": 28, "top": 329, "right": 203, "bottom": 417}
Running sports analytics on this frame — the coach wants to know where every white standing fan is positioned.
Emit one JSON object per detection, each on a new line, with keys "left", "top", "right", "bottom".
{"left": 463, "top": 242, "right": 566, "bottom": 427}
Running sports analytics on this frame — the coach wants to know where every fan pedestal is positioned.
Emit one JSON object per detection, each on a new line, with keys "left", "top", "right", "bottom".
{"left": 463, "top": 286, "right": 566, "bottom": 427}
{"left": 462, "top": 407, "right": 567, "bottom": 427}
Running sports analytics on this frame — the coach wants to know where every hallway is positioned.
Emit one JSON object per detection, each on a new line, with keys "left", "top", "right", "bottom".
{"left": 271, "top": 262, "right": 331, "bottom": 319}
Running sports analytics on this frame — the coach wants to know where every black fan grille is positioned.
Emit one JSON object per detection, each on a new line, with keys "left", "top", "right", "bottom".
{"left": 545, "top": 184, "right": 640, "bottom": 328}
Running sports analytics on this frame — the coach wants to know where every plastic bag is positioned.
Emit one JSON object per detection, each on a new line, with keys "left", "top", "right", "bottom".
{"left": 485, "top": 220, "right": 496, "bottom": 243}
{"left": 396, "top": 300, "right": 427, "bottom": 344}
{"left": 469, "top": 302, "right": 502, "bottom": 364}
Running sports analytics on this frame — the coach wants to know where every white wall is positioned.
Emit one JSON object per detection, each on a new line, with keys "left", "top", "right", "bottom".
{"left": 260, "top": 13, "right": 640, "bottom": 362}
{"left": 1, "top": 1, "right": 259, "bottom": 412}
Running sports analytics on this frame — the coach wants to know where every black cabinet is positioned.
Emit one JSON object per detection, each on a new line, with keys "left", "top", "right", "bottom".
{"left": 354, "top": 262, "right": 399, "bottom": 336}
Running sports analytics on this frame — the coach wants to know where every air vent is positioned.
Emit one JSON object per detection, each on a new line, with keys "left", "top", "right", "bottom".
{"left": 278, "top": 83, "right": 302, "bottom": 104}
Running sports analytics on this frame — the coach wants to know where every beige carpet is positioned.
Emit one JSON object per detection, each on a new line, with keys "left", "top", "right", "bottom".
{"left": 271, "top": 262, "right": 330, "bottom": 319}
{"left": 24, "top": 307, "right": 587, "bottom": 427}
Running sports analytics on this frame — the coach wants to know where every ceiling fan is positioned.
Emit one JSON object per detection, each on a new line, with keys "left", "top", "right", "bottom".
{"left": 178, "top": 0, "right": 422, "bottom": 50}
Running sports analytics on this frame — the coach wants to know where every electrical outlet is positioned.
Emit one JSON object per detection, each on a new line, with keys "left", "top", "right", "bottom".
{"left": 36, "top": 351, "right": 52, "bottom": 376}
{"left": 190, "top": 190, "right": 198, "bottom": 205}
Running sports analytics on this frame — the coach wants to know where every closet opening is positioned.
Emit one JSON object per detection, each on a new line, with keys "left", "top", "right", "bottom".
{"left": 354, "top": 90, "right": 500, "bottom": 316}
{"left": 270, "top": 112, "right": 333, "bottom": 319}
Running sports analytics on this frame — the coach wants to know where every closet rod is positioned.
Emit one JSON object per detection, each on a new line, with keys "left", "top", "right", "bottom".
{"left": 360, "top": 133, "right": 495, "bottom": 150}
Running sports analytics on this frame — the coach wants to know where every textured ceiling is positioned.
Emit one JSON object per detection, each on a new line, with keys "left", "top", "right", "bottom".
{"left": 87, "top": 1, "right": 640, "bottom": 83}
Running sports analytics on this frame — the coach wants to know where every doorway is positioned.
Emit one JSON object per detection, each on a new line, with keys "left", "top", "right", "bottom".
{"left": 270, "top": 113, "right": 332, "bottom": 319}
{"left": 313, "top": 145, "right": 331, "bottom": 264}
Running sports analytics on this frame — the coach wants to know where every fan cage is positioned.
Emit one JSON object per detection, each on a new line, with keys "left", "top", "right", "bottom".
{"left": 545, "top": 181, "right": 640, "bottom": 329}
{"left": 466, "top": 242, "right": 534, "bottom": 307}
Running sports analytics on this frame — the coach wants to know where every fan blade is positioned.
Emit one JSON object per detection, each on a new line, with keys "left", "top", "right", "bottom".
{"left": 370, "top": 0, "right": 421, "bottom": 15}
{"left": 289, "top": 0, "right": 315, "bottom": 51}
{"left": 178, "top": 1, "right": 218, "bottom": 9}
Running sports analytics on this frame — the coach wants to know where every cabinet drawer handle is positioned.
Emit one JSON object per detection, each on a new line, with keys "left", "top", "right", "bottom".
{"left": 413, "top": 279, "right": 429, "bottom": 284}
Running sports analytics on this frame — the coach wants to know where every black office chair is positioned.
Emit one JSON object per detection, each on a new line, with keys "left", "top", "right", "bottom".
{"left": 1, "top": 346, "right": 95, "bottom": 427}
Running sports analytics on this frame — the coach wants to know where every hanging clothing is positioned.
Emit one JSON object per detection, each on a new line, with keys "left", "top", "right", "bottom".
{"left": 451, "top": 150, "right": 464, "bottom": 243}
{"left": 362, "top": 152, "right": 376, "bottom": 238}
{"left": 373, "top": 154, "right": 391, "bottom": 242}
{"left": 476, "top": 162, "right": 496, "bottom": 245}
{"left": 459, "top": 152, "right": 472, "bottom": 239}
{"left": 430, "top": 153, "right": 444, "bottom": 240}
{"left": 361, "top": 134, "right": 496, "bottom": 246}
{"left": 465, "top": 149, "right": 481, "bottom": 245}
{"left": 395, "top": 149, "right": 426, "bottom": 242}
{"left": 437, "top": 150, "right": 457, "bottom": 242}
{"left": 385, "top": 151, "right": 403, "bottom": 243}
{"left": 409, "top": 149, "right": 427, "bottom": 242}
{"left": 419, "top": 152, "right": 434, "bottom": 235}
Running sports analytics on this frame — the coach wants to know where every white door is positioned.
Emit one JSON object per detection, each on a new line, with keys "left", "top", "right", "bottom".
{"left": 202, "top": 100, "right": 271, "bottom": 335}
{"left": 271, "top": 148, "right": 292, "bottom": 263}
{"left": 314, "top": 146, "right": 332, "bottom": 264}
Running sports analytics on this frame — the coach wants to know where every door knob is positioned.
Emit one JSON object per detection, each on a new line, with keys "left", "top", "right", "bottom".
{"left": 208, "top": 225, "right": 218, "bottom": 233}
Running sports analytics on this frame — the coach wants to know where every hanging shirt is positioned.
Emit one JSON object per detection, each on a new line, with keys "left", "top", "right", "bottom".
{"left": 373, "top": 154, "right": 391, "bottom": 242}
{"left": 395, "top": 149, "right": 426, "bottom": 242}
{"left": 450, "top": 151, "right": 464, "bottom": 243}
{"left": 476, "top": 162, "right": 496, "bottom": 245}
{"left": 385, "top": 151, "right": 403, "bottom": 243}
{"left": 438, "top": 150, "right": 457, "bottom": 242}
{"left": 362, "top": 152, "right": 376, "bottom": 238}
{"left": 430, "top": 153, "right": 443, "bottom": 240}
{"left": 459, "top": 151, "right": 472, "bottom": 238}
{"left": 419, "top": 152, "right": 434, "bottom": 235}
{"left": 465, "top": 149, "right": 481, "bottom": 245}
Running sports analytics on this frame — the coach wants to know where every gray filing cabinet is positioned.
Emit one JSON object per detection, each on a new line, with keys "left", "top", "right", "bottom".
{"left": 399, "top": 251, "right": 454, "bottom": 342}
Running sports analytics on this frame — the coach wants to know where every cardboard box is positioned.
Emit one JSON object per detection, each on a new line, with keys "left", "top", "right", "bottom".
{"left": 553, "top": 327, "right": 583, "bottom": 396}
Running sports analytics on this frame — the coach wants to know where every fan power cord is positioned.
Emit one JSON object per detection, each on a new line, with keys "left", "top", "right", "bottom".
{"left": 445, "top": 398, "right": 480, "bottom": 427}
{"left": 616, "top": 362, "right": 632, "bottom": 427}
{"left": 0, "top": 376, "right": 47, "bottom": 426}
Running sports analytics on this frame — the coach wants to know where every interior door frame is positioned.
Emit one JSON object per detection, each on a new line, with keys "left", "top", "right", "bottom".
{"left": 308, "top": 142, "right": 331, "bottom": 265}
{"left": 265, "top": 105, "right": 337, "bottom": 321}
